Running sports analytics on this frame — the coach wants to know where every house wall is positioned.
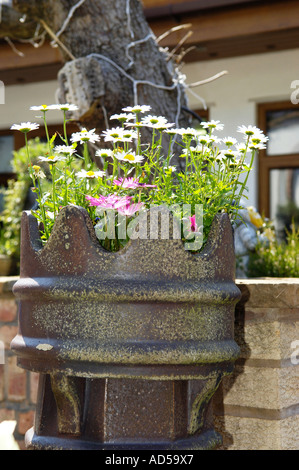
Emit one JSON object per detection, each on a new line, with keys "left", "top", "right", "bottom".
{"left": 1, "top": 48, "right": 299, "bottom": 207}
{"left": 0, "top": 80, "right": 62, "bottom": 128}
{"left": 182, "top": 48, "right": 299, "bottom": 208}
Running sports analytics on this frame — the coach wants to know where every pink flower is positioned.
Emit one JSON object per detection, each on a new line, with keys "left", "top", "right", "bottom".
{"left": 85, "top": 195, "right": 104, "bottom": 206}
{"left": 117, "top": 202, "right": 144, "bottom": 216}
{"left": 189, "top": 215, "right": 199, "bottom": 232}
{"left": 113, "top": 178, "right": 140, "bottom": 189}
{"left": 86, "top": 194, "right": 132, "bottom": 209}
{"left": 86, "top": 193, "right": 143, "bottom": 217}
{"left": 113, "top": 196, "right": 134, "bottom": 209}
{"left": 113, "top": 177, "right": 157, "bottom": 189}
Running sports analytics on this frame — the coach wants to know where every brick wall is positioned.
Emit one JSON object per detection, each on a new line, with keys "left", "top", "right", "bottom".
{"left": 0, "top": 277, "right": 38, "bottom": 450}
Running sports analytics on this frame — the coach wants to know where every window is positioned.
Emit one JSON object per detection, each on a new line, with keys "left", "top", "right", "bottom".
{"left": 258, "top": 101, "right": 299, "bottom": 240}
{"left": 185, "top": 108, "right": 210, "bottom": 129}
{"left": 0, "top": 130, "right": 15, "bottom": 186}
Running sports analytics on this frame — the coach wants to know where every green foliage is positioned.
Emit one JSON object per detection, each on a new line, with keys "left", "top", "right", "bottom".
{"left": 0, "top": 138, "right": 49, "bottom": 261}
{"left": 11, "top": 137, "right": 52, "bottom": 180}
{"left": 247, "top": 224, "right": 299, "bottom": 278}
{"left": 11, "top": 106, "right": 266, "bottom": 252}
{"left": 0, "top": 179, "right": 28, "bottom": 259}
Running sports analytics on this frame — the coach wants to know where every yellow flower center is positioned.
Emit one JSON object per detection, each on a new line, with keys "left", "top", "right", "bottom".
{"left": 33, "top": 165, "right": 40, "bottom": 171}
{"left": 86, "top": 171, "right": 95, "bottom": 177}
{"left": 42, "top": 105, "right": 48, "bottom": 109}
{"left": 124, "top": 154, "right": 135, "bottom": 162}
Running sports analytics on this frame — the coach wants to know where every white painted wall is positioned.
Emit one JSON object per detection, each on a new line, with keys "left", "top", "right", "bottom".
{"left": 182, "top": 48, "right": 299, "bottom": 208}
{"left": 1, "top": 48, "right": 299, "bottom": 208}
{"left": 0, "top": 80, "right": 60, "bottom": 128}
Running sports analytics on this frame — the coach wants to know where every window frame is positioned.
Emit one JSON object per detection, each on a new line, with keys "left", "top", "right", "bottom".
{"left": 257, "top": 100, "right": 299, "bottom": 217}
{"left": 0, "top": 129, "right": 15, "bottom": 186}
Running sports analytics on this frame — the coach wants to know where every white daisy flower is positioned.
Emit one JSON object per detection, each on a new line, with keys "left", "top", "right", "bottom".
{"left": 30, "top": 104, "right": 59, "bottom": 111}
{"left": 95, "top": 149, "right": 114, "bottom": 158}
{"left": 163, "top": 128, "right": 185, "bottom": 136}
{"left": 250, "top": 134, "right": 269, "bottom": 144}
{"left": 208, "top": 135, "right": 222, "bottom": 144}
{"left": 201, "top": 120, "right": 224, "bottom": 132}
{"left": 54, "top": 145, "right": 76, "bottom": 155}
{"left": 11, "top": 122, "right": 40, "bottom": 133}
{"left": 197, "top": 135, "right": 214, "bottom": 146}
{"left": 55, "top": 103, "right": 79, "bottom": 112}
{"left": 218, "top": 149, "right": 240, "bottom": 159}
{"left": 71, "top": 128, "right": 100, "bottom": 144}
{"left": 235, "top": 143, "right": 248, "bottom": 154}
{"left": 76, "top": 169, "right": 105, "bottom": 179}
{"left": 164, "top": 166, "right": 177, "bottom": 172}
{"left": 122, "top": 105, "right": 151, "bottom": 114}
{"left": 141, "top": 115, "right": 174, "bottom": 130}
{"left": 237, "top": 125, "right": 264, "bottom": 137}
{"left": 222, "top": 136, "right": 238, "bottom": 147}
{"left": 248, "top": 141, "right": 267, "bottom": 151}
{"left": 181, "top": 146, "right": 196, "bottom": 155}
{"left": 32, "top": 165, "right": 46, "bottom": 179}
{"left": 215, "top": 153, "right": 227, "bottom": 163}
{"left": 181, "top": 128, "right": 203, "bottom": 138}
{"left": 121, "top": 129, "right": 138, "bottom": 141}
{"left": 102, "top": 127, "right": 137, "bottom": 143}
{"left": 114, "top": 150, "right": 144, "bottom": 164}
{"left": 102, "top": 127, "right": 123, "bottom": 142}
{"left": 110, "top": 113, "right": 135, "bottom": 122}
{"left": 38, "top": 155, "right": 66, "bottom": 164}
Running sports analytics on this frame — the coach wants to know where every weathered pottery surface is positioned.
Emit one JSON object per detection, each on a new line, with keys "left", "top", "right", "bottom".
{"left": 11, "top": 206, "right": 240, "bottom": 450}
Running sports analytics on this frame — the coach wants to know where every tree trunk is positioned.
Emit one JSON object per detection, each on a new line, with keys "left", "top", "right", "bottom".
{"left": 10, "top": 0, "right": 191, "bottom": 167}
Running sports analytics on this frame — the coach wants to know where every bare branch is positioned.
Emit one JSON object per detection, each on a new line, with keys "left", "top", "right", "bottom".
{"left": 155, "top": 23, "right": 192, "bottom": 43}
{"left": 187, "top": 71, "right": 229, "bottom": 88}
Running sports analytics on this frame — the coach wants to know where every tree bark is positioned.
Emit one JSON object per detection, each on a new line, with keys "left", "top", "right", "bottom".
{"left": 0, "top": 0, "right": 38, "bottom": 39}
{"left": 8, "top": 0, "right": 192, "bottom": 166}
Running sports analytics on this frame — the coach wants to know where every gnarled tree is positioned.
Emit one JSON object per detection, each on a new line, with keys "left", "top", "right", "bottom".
{"left": 3, "top": 0, "right": 194, "bottom": 167}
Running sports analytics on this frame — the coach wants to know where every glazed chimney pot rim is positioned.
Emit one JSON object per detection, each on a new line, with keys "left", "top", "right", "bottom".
{"left": 16, "top": 205, "right": 237, "bottom": 282}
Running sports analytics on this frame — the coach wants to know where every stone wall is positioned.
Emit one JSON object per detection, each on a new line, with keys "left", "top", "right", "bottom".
{"left": 0, "top": 276, "right": 298, "bottom": 450}
{"left": 214, "top": 278, "right": 299, "bottom": 450}
{"left": 0, "top": 277, "right": 38, "bottom": 449}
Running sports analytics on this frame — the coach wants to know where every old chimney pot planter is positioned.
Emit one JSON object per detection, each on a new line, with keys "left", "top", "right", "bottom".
{"left": 11, "top": 205, "right": 240, "bottom": 450}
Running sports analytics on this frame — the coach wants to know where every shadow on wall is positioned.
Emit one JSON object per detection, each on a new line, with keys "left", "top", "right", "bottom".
{"left": 212, "top": 284, "right": 251, "bottom": 449}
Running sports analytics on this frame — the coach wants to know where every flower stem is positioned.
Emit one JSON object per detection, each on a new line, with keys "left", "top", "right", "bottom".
{"left": 63, "top": 111, "right": 69, "bottom": 146}
{"left": 83, "top": 143, "right": 91, "bottom": 169}
{"left": 50, "top": 164, "right": 57, "bottom": 220}
{"left": 43, "top": 111, "right": 52, "bottom": 156}
{"left": 24, "top": 133, "right": 34, "bottom": 181}
{"left": 36, "top": 177, "right": 50, "bottom": 239}
{"left": 238, "top": 150, "right": 256, "bottom": 204}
